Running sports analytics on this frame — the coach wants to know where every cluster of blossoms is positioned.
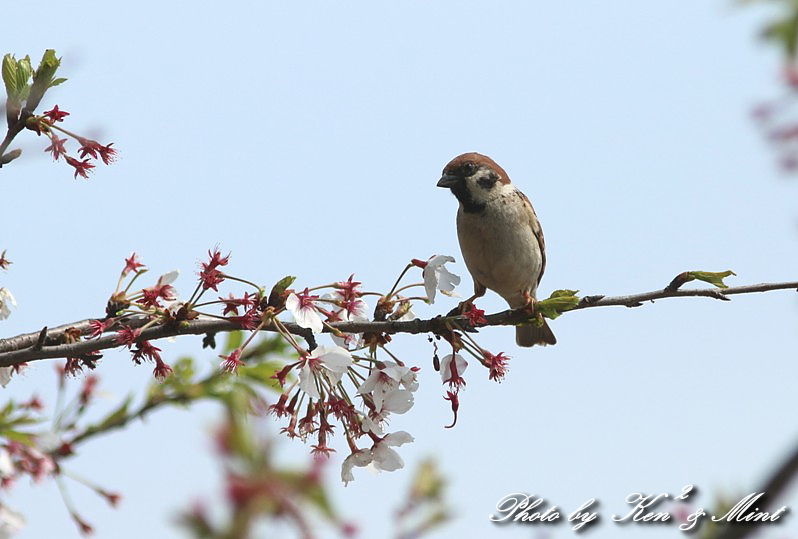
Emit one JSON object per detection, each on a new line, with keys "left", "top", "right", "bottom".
{"left": 6, "top": 248, "right": 513, "bottom": 484}
{"left": 28, "top": 105, "right": 116, "bottom": 179}
{"left": 0, "top": 371, "right": 120, "bottom": 536}
{"left": 260, "top": 275, "right": 423, "bottom": 483}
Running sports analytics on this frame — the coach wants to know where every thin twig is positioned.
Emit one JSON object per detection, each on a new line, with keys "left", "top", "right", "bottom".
{"left": 1, "top": 280, "right": 796, "bottom": 368}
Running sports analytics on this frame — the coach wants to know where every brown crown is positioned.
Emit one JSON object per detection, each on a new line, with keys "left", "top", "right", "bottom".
{"left": 442, "top": 152, "right": 511, "bottom": 184}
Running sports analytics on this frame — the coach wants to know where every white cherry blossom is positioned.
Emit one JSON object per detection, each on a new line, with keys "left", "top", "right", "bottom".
{"left": 286, "top": 290, "right": 324, "bottom": 334}
{"left": 297, "top": 345, "right": 353, "bottom": 399}
{"left": 372, "top": 431, "right": 414, "bottom": 472}
{"left": 439, "top": 353, "right": 468, "bottom": 383}
{"left": 341, "top": 448, "right": 373, "bottom": 485}
{"left": 0, "top": 288, "right": 16, "bottom": 320}
{"left": 358, "top": 361, "right": 418, "bottom": 413}
{"left": 341, "top": 431, "right": 414, "bottom": 484}
{"left": 422, "top": 255, "right": 460, "bottom": 303}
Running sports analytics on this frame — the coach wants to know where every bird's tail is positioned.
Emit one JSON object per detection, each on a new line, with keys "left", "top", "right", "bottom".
{"left": 516, "top": 319, "right": 557, "bottom": 347}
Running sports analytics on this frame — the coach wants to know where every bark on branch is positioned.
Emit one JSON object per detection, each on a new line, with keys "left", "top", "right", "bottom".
{"left": 1, "top": 280, "right": 796, "bottom": 368}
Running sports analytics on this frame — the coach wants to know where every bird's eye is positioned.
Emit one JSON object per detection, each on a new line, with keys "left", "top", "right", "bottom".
{"left": 477, "top": 176, "right": 497, "bottom": 189}
{"left": 462, "top": 162, "right": 477, "bottom": 176}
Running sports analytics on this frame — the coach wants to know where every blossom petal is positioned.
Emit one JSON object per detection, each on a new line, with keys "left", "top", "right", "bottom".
{"left": 312, "top": 345, "right": 352, "bottom": 384}
{"left": 357, "top": 370, "right": 382, "bottom": 395}
{"left": 0, "top": 288, "right": 16, "bottom": 320}
{"left": 422, "top": 255, "right": 461, "bottom": 304}
{"left": 373, "top": 444, "right": 404, "bottom": 472}
{"left": 286, "top": 293, "right": 324, "bottom": 334}
{"left": 360, "top": 413, "right": 384, "bottom": 436}
{"left": 298, "top": 363, "right": 320, "bottom": 400}
{"left": 157, "top": 270, "right": 180, "bottom": 286}
{"left": 382, "top": 389, "right": 414, "bottom": 414}
{"left": 341, "top": 448, "right": 373, "bottom": 485}
{"left": 0, "top": 368, "right": 11, "bottom": 388}
{"left": 384, "top": 430, "right": 414, "bottom": 447}
{"left": 440, "top": 353, "right": 468, "bottom": 382}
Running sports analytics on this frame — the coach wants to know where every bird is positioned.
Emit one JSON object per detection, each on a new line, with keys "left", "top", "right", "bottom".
{"left": 437, "top": 152, "right": 556, "bottom": 347}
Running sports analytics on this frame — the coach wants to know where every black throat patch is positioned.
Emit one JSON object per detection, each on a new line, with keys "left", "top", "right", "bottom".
{"left": 451, "top": 182, "right": 486, "bottom": 214}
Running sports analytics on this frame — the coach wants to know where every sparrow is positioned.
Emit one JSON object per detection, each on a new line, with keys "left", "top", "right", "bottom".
{"left": 437, "top": 152, "right": 556, "bottom": 347}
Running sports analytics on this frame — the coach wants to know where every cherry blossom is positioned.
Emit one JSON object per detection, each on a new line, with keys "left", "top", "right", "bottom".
{"left": 122, "top": 252, "right": 145, "bottom": 276}
{"left": 115, "top": 326, "right": 140, "bottom": 347}
{"left": 0, "top": 288, "right": 15, "bottom": 320}
{"left": 372, "top": 431, "right": 414, "bottom": 472}
{"left": 439, "top": 353, "right": 467, "bottom": 387}
{"left": 358, "top": 413, "right": 385, "bottom": 436}
{"left": 138, "top": 270, "right": 179, "bottom": 307}
{"left": 43, "top": 105, "right": 69, "bottom": 122}
{"left": 325, "top": 290, "right": 369, "bottom": 349}
{"left": 44, "top": 134, "right": 67, "bottom": 160}
{"left": 298, "top": 346, "right": 353, "bottom": 400}
{"left": 341, "top": 448, "right": 373, "bottom": 485}
{"left": 199, "top": 248, "right": 229, "bottom": 291}
{"left": 76, "top": 138, "right": 116, "bottom": 164}
{"left": 463, "top": 304, "right": 487, "bottom": 326}
{"left": 341, "top": 431, "right": 414, "bottom": 485}
{"left": 65, "top": 156, "right": 94, "bottom": 179}
{"left": 286, "top": 288, "right": 323, "bottom": 334}
{"left": 357, "top": 361, "right": 418, "bottom": 413}
{"left": 485, "top": 351, "right": 510, "bottom": 382}
{"left": 380, "top": 389, "right": 414, "bottom": 414}
{"left": 220, "top": 349, "right": 245, "bottom": 374}
{"left": 420, "top": 255, "right": 460, "bottom": 303}
{"left": 86, "top": 319, "right": 109, "bottom": 339}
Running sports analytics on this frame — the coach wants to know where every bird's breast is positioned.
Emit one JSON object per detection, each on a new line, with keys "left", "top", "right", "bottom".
{"left": 456, "top": 199, "right": 542, "bottom": 305}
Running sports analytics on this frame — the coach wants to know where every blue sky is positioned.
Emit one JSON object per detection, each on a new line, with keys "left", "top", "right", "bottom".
{"left": 2, "top": 1, "right": 798, "bottom": 538}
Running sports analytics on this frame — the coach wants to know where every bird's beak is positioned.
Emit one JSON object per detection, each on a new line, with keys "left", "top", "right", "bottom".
{"left": 437, "top": 174, "right": 460, "bottom": 188}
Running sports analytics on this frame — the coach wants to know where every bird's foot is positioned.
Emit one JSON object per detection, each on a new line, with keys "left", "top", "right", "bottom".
{"left": 520, "top": 290, "right": 536, "bottom": 315}
{"left": 445, "top": 295, "right": 480, "bottom": 318}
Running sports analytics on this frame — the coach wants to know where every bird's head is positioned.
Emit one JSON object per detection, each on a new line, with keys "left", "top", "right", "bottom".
{"left": 437, "top": 152, "right": 511, "bottom": 213}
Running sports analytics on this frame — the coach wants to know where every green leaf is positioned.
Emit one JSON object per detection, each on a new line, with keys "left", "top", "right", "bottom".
{"left": 2, "top": 416, "right": 43, "bottom": 428}
{"left": 35, "top": 49, "right": 60, "bottom": 77}
{"left": 16, "top": 56, "right": 32, "bottom": 93}
{"left": 268, "top": 275, "right": 296, "bottom": 307}
{"left": 27, "top": 49, "right": 61, "bottom": 110}
{"left": 0, "top": 430, "right": 34, "bottom": 445}
{"left": 273, "top": 275, "right": 295, "bottom": 291}
{"left": 48, "top": 77, "right": 67, "bottom": 88}
{"left": 536, "top": 290, "right": 580, "bottom": 320}
{"left": 238, "top": 360, "right": 286, "bottom": 391}
{"left": 549, "top": 289, "right": 579, "bottom": 298}
{"left": 172, "top": 356, "right": 196, "bottom": 379}
{"left": 2, "top": 54, "right": 18, "bottom": 97}
{"left": 96, "top": 396, "right": 132, "bottom": 430}
{"left": 300, "top": 479, "right": 336, "bottom": 519}
{"left": 244, "top": 333, "right": 289, "bottom": 359}
{"left": 687, "top": 270, "right": 736, "bottom": 289}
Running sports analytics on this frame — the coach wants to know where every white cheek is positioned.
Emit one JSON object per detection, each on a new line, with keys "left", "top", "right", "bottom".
{"left": 465, "top": 178, "right": 498, "bottom": 204}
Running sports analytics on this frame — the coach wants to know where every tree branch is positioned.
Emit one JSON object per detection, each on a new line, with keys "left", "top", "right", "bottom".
{"left": 1, "top": 280, "right": 796, "bottom": 368}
